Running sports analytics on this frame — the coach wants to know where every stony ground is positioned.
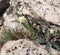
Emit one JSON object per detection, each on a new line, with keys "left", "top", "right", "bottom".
{"left": 0, "top": 0, "right": 60, "bottom": 55}
{"left": 0, "top": 39, "right": 60, "bottom": 55}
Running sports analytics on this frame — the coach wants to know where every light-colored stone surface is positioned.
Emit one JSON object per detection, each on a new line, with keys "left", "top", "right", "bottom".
{"left": 8, "top": 0, "right": 60, "bottom": 25}
{"left": 0, "top": 0, "right": 60, "bottom": 55}
{"left": 0, "top": 39, "right": 60, "bottom": 55}
{"left": 0, "top": 39, "right": 48, "bottom": 55}
{"left": 3, "top": 0, "right": 60, "bottom": 38}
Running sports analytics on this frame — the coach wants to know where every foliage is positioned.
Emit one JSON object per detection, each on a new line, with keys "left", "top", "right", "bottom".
{"left": 17, "top": 16, "right": 45, "bottom": 44}
{"left": 0, "top": 29, "right": 16, "bottom": 44}
{"left": 17, "top": 16, "right": 60, "bottom": 51}
{"left": 0, "top": 16, "right": 60, "bottom": 52}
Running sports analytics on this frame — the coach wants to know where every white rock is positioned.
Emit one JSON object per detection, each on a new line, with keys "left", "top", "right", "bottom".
{"left": 0, "top": 39, "right": 48, "bottom": 55}
{"left": 16, "top": 0, "right": 60, "bottom": 25}
{"left": 1, "top": 39, "right": 60, "bottom": 55}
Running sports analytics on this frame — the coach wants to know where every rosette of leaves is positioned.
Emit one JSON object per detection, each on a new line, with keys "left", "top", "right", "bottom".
{"left": 17, "top": 16, "right": 45, "bottom": 44}
{"left": 16, "top": 16, "right": 60, "bottom": 51}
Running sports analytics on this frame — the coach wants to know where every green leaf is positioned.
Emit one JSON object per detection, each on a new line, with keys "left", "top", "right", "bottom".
{"left": 22, "top": 23, "right": 34, "bottom": 32}
{"left": 0, "top": 29, "right": 13, "bottom": 43}
{"left": 30, "top": 34, "right": 45, "bottom": 44}
{"left": 45, "top": 44, "right": 50, "bottom": 52}
{"left": 52, "top": 42, "right": 60, "bottom": 51}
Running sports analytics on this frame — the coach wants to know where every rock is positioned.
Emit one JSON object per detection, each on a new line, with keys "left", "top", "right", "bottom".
{"left": 0, "top": 39, "right": 60, "bottom": 55}
{"left": 0, "top": 0, "right": 59, "bottom": 54}
{"left": 3, "top": 0, "right": 60, "bottom": 36}
{"left": 8, "top": 0, "right": 60, "bottom": 25}
{"left": 0, "top": 39, "right": 48, "bottom": 55}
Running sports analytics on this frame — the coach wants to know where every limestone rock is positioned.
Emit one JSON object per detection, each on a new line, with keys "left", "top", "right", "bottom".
{"left": 0, "top": 39, "right": 60, "bottom": 55}
{"left": 8, "top": 0, "right": 60, "bottom": 25}
{"left": 0, "top": 39, "right": 48, "bottom": 55}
